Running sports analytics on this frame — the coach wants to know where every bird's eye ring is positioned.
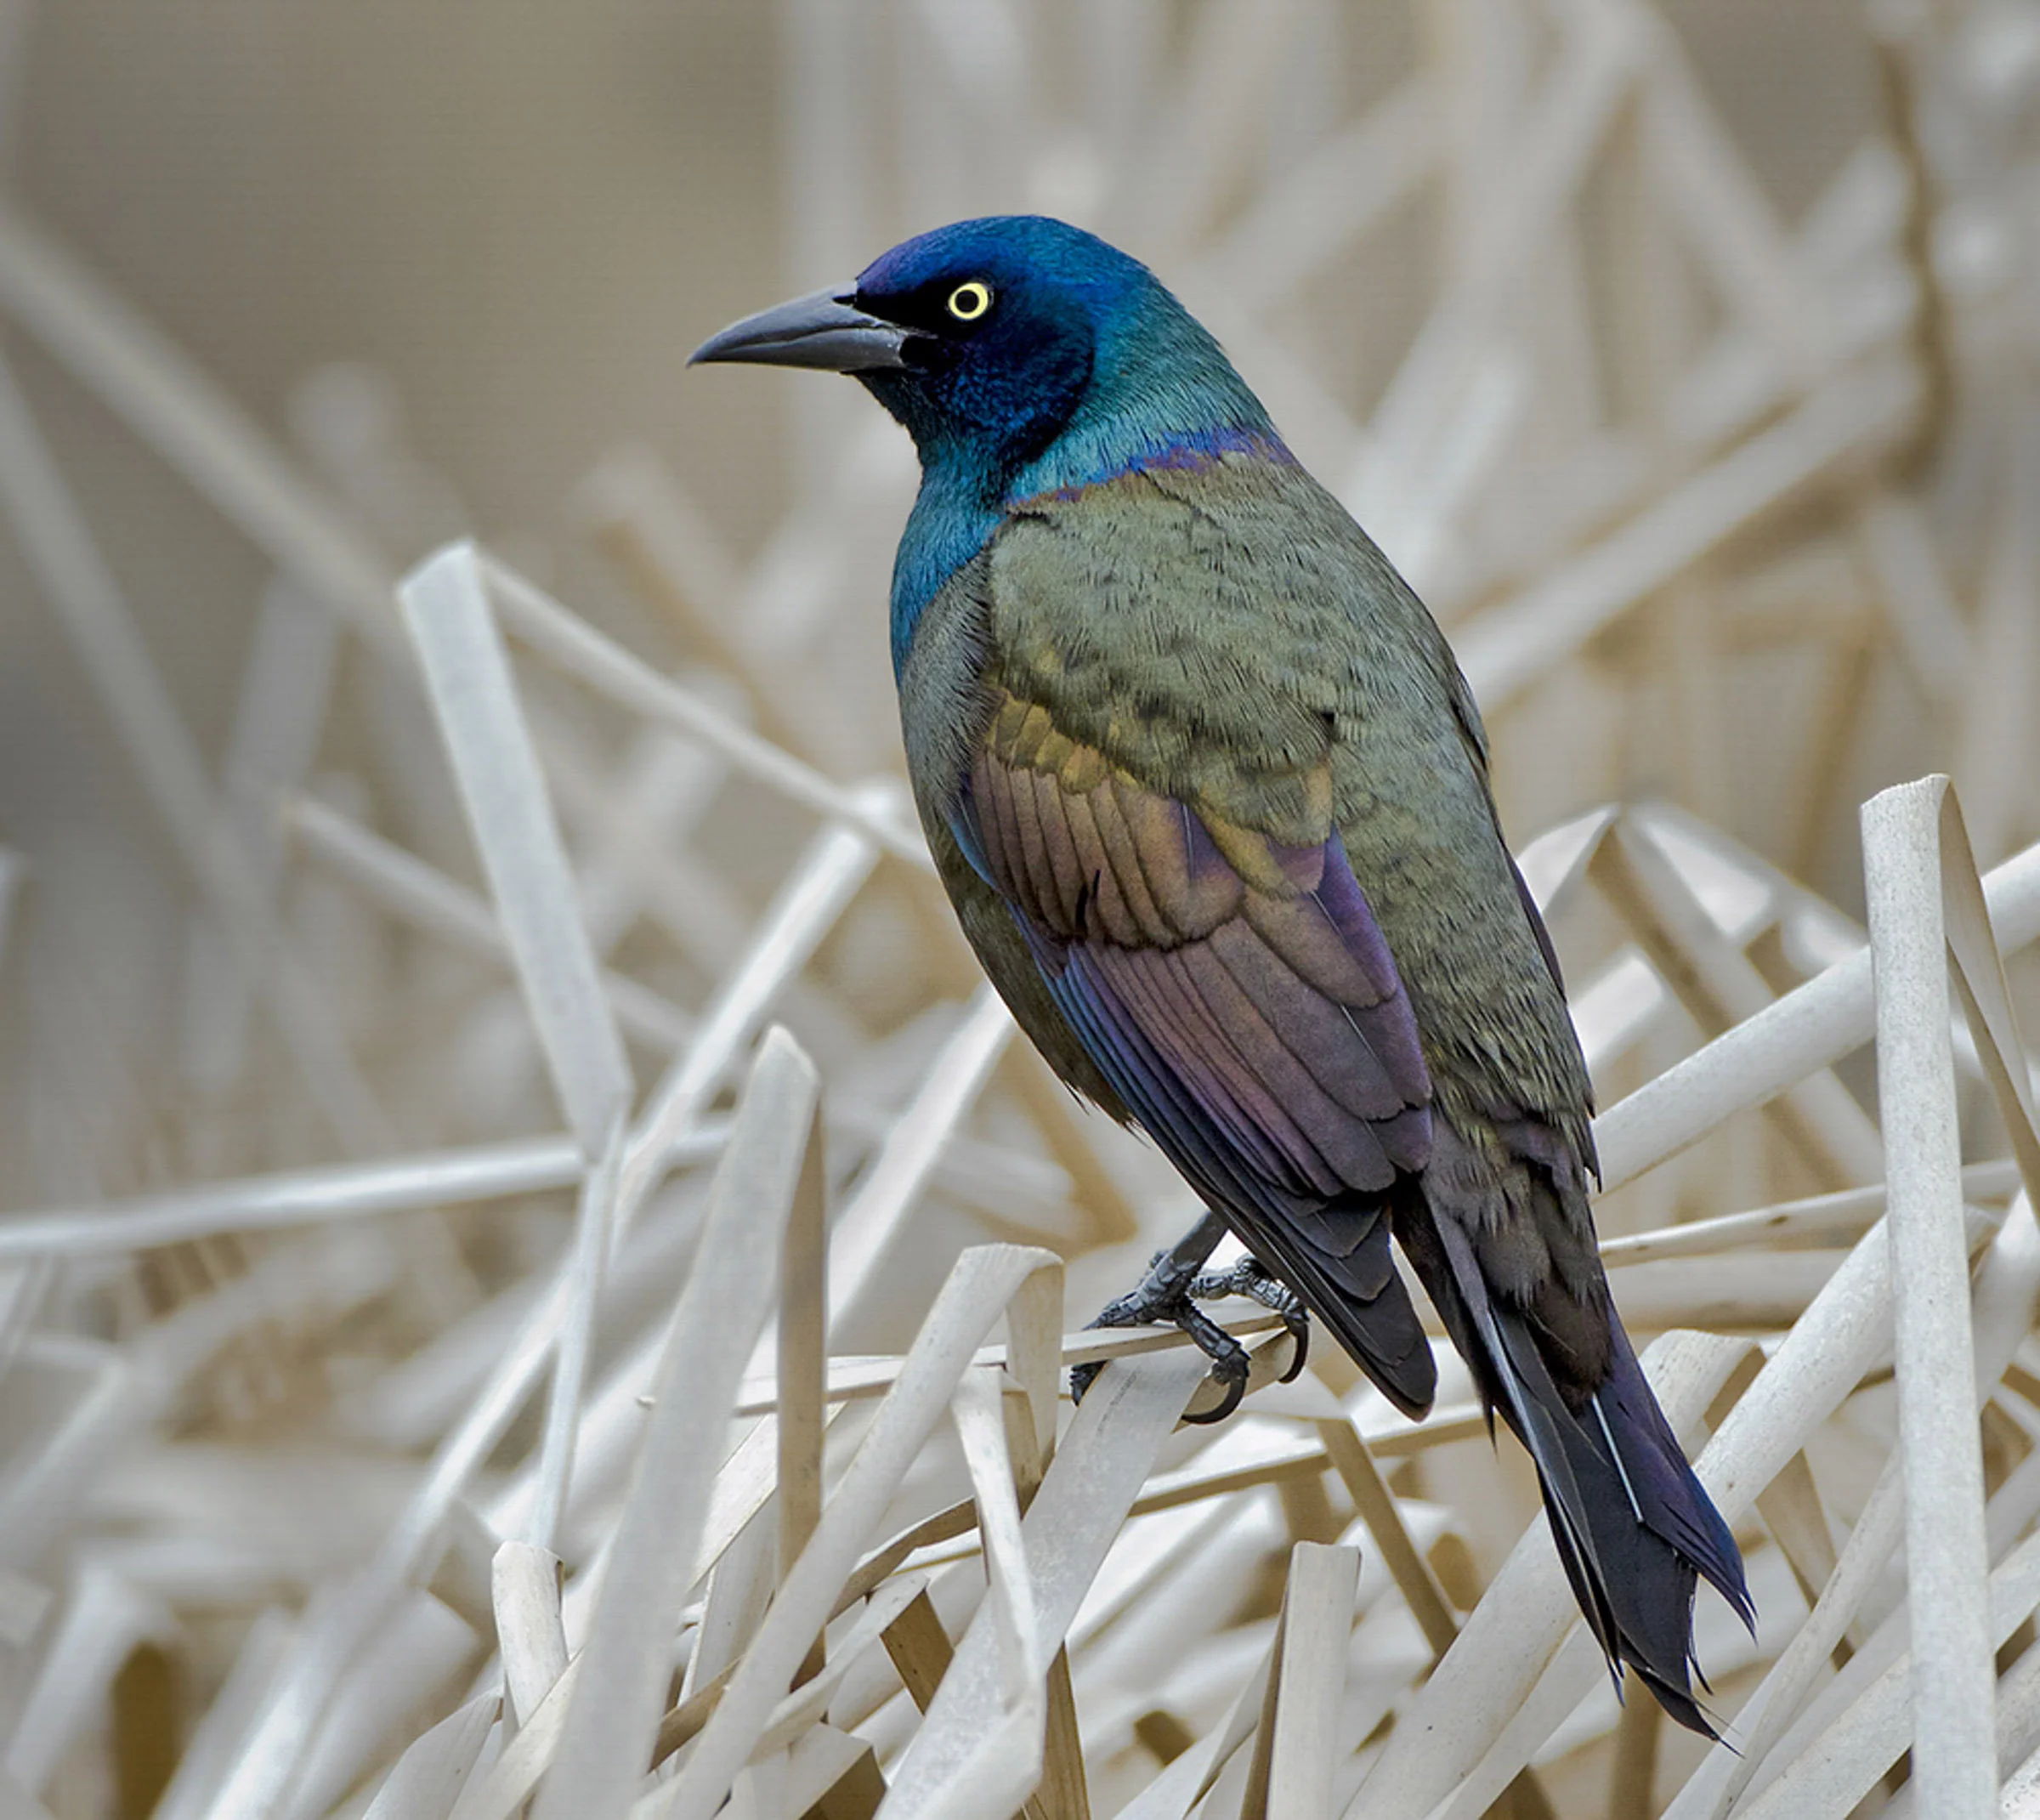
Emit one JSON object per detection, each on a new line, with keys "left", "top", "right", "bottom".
{"left": 946, "top": 281, "right": 993, "bottom": 322}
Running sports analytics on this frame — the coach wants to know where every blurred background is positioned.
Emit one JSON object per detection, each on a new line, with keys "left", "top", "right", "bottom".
{"left": 0, "top": 1, "right": 2034, "bottom": 1814}
{"left": 0, "top": 0, "right": 2012, "bottom": 1165}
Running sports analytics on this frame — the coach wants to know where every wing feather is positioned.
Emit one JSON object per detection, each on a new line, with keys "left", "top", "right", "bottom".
{"left": 961, "top": 692, "right": 1439, "bottom": 1411}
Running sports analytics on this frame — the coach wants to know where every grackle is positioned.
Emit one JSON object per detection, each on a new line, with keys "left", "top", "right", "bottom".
{"left": 692, "top": 216, "right": 1751, "bottom": 1732}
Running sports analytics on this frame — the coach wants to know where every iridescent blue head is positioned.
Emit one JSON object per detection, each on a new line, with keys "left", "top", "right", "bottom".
{"left": 690, "top": 216, "right": 1286, "bottom": 663}
{"left": 692, "top": 215, "right": 1280, "bottom": 499}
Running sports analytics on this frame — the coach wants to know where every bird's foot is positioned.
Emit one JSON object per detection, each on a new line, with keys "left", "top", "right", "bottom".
{"left": 1068, "top": 1222, "right": 1307, "bottom": 1425}
{"left": 1188, "top": 1256, "right": 1311, "bottom": 1383}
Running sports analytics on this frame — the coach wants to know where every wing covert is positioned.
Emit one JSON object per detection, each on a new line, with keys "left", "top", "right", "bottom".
{"left": 960, "top": 690, "right": 1433, "bottom": 1226}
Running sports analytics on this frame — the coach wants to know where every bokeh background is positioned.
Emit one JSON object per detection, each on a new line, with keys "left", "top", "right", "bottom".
{"left": 0, "top": 0, "right": 2009, "bottom": 1152}
{"left": 0, "top": 2, "right": 2036, "bottom": 1815}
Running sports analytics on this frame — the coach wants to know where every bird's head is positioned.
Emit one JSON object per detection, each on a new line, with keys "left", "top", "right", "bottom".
{"left": 690, "top": 216, "right": 1273, "bottom": 496}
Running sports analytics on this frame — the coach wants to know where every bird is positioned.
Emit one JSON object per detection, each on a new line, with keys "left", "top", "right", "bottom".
{"left": 690, "top": 214, "right": 1752, "bottom": 1732}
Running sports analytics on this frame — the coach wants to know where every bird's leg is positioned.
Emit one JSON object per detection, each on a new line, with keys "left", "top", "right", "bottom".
{"left": 1068, "top": 1210, "right": 1308, "bottom": 1424}
{"left": 1100, "top": 1209, "right": 1233, "bottom": 1316}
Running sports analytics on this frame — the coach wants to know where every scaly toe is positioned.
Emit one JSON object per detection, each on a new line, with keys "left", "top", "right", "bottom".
{"left": 1187, "top": 1259, "right": 1312, "bottom": 1382}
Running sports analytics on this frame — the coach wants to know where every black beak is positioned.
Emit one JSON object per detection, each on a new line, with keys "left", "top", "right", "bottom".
{"left": 688, "top": 285, "right": 911, "bottom": 373}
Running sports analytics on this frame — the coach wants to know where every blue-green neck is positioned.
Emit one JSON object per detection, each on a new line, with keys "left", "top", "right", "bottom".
{"left": 886, "top": 332, "right": 1282, "bottom": 674}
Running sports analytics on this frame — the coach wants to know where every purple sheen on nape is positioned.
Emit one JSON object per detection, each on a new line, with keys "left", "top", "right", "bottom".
{"left": 1127, "top": 425, "right": 1295, "bottom": 474}
{"left": 1012, "top": 424, "right": 1296, "bottom": 507}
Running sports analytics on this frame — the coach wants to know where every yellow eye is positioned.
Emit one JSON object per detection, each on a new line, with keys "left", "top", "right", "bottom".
{"left": 946, "top": 281, "right": 993, "bottom": 322}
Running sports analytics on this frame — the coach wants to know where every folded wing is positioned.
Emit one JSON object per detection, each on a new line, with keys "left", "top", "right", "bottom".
{"left": 956, "top": 691, "right": 1439, "bottom": 1415}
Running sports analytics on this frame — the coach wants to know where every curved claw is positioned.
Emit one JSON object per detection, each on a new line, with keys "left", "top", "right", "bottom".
{"left": 1070, "top": 1344, "right": 1245, "bottom": 1417}
{"left": 1263, "top": 1275, "right": 1312, "bottom": 1382}
{"left": 1278, "top": 1315, "right": 1310, "bottom": 1383}
{"left": 1179, "top": 1364, "right": 1249, "bottom": 1425}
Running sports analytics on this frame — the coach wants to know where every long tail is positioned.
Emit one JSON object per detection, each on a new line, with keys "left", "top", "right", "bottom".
{"left": 1396, "top": 1142, "right": 1754, "bottom": 1734}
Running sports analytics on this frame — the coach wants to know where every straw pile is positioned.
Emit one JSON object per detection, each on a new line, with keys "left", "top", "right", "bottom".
{"left": 1, "top": 1, "right": 2038, "bottom": 1815}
